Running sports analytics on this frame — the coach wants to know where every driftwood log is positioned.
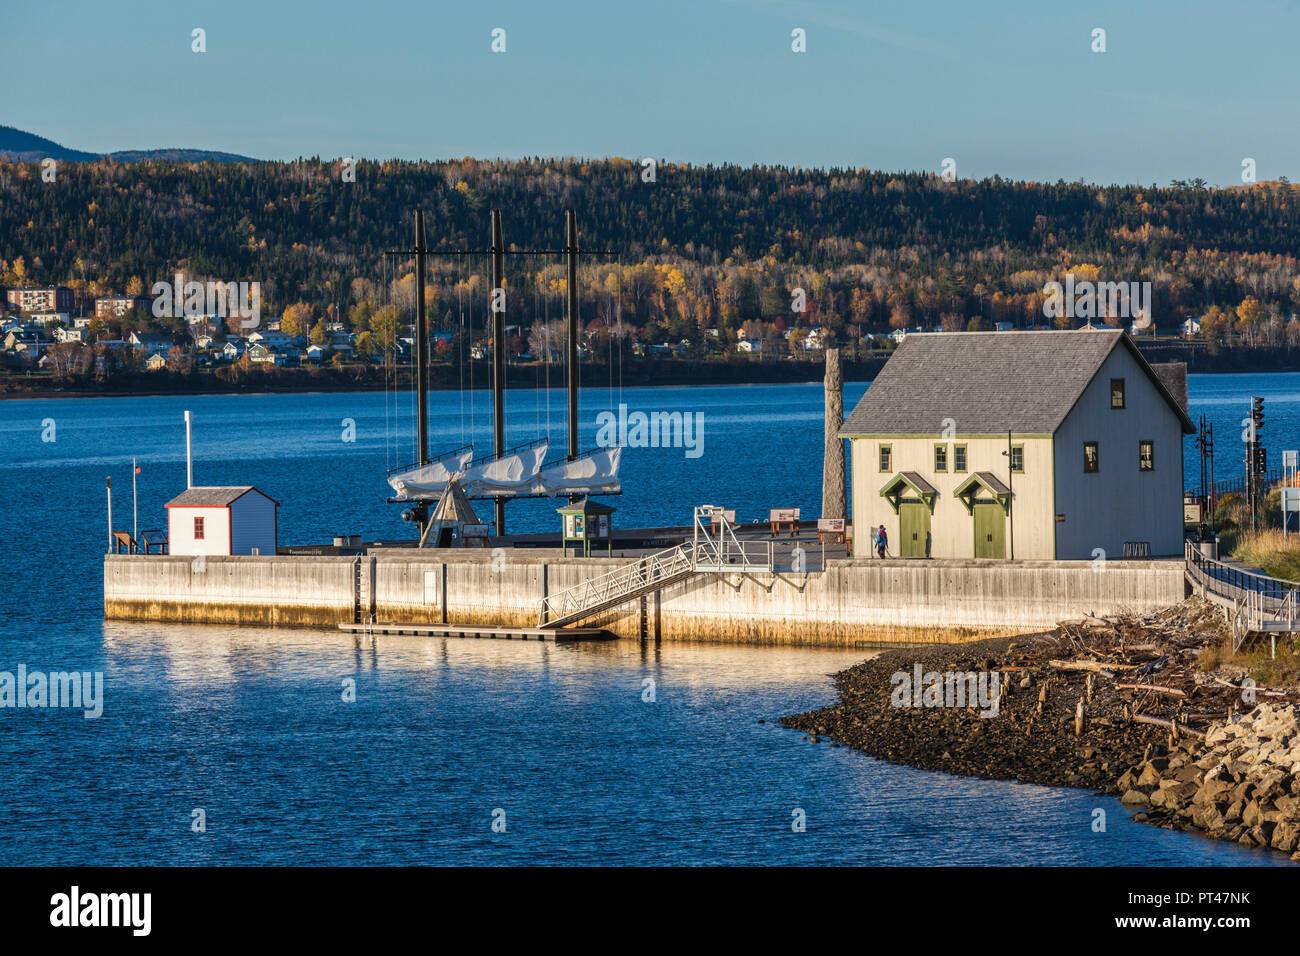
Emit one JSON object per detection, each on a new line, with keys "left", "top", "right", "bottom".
{"left": 1115, "top": 684, "right": 1187, "bottom": 698}
{"left": 1131, "top": 713, "right": 1206, "bottom": 739}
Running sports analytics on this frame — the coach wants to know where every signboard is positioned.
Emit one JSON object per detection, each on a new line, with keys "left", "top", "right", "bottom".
{"left": 461, "top": 524, "right": 493, "bottom": 538}
{"left": 770, "top": 508, "right": 800, "bottom": 522}
{"left": 1285, "top": 450, "right": 1299, "bottom": 469}
{"left": 1283, "top": 488, "right": 1300, "bottom": 534}
{"left": 817, "top": 518, "right": 845, "bottom": 532}
{"left": 1183, "top": 502, "right": 1202, "bottom": 525}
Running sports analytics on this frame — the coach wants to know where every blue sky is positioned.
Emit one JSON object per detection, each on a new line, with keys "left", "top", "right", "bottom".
{"left": 3, "top": 0, "right": 1296, "bottom": 185}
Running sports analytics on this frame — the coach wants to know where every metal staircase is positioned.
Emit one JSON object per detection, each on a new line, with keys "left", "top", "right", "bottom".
{"left": 538, "top": 506, "right": 773, "bottom": 628}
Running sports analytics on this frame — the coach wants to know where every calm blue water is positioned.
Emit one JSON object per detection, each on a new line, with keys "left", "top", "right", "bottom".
{"left": 0, "top": 374, "right": 1296, "bottom": 865}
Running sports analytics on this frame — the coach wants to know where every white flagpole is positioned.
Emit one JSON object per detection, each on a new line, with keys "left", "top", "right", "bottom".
{"left": 184, "top": 410, "right": 193, "bottom": 488}
{"left": 106, "top": 476, "right": 113, "bottom": 555}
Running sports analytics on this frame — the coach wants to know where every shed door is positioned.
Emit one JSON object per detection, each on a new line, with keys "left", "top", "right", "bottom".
{"left": 899, "top": 501, "right": 930, "bottom": 558}
{"left": 973, "top": 502, "right": 1005, "bottom": 559}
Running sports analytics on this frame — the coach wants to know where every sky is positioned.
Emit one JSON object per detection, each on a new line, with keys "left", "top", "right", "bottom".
{"left": 3, "top": 0, "right": 1297, "bottom": 186}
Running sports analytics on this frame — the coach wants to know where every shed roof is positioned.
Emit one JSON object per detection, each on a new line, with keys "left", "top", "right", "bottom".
{"left": 840, "top": 329, "right": 1195, "bottom": 437}
{"left": 165, "top": 486, "right": 278, "bottom": 507}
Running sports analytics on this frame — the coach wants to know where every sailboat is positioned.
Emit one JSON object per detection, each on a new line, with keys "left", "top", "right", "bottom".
{"left": 385, "top": 208, "right": 621, "bottom": 544}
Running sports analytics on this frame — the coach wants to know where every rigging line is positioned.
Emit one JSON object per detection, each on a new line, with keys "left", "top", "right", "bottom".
{"left": 618, "top": 254, "right": 624, "bottom": 412}
{"left": 544, "top": 264, "right": 551, "bottom": 442}
{"left": 606, "top": 260, "right": 613, "bottom": 415}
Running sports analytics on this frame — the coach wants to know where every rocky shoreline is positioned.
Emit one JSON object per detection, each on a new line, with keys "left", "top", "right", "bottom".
{"left": 780, "top": 600, "right": 1300, "bottom": 860}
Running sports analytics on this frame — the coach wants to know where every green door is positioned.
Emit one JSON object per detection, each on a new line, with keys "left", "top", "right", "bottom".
{"left": 973, "top": 502, "right": 1005, "bottom": 558}
{"left": 899, "top": 501, "right": 930, "bottom": 558}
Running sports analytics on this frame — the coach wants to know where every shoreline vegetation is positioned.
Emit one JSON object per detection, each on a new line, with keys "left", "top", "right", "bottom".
{"left": 3, "top": 342, "right": 1295, "bottom": 400}
{"left": 781, "top": 599, "right": 1300, "bottom": 860}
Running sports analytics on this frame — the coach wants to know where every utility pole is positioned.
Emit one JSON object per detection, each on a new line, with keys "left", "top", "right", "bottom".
{"left": 1248, "top": 396, "right": 1265, "bottom": 532}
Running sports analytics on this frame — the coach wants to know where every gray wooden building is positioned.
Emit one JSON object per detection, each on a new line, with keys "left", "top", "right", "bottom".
{"left": 840, "top": 329, "right": 1194, "bottom": 560}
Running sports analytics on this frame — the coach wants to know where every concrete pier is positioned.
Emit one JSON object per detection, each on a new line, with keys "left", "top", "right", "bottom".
{"left": 104, "top": 550, "right": 1188, "bottom": 647}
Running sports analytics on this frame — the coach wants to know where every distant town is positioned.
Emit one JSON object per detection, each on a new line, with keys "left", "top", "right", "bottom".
{"left": 0, "top": 277, "right": 1275, "bottom": 393}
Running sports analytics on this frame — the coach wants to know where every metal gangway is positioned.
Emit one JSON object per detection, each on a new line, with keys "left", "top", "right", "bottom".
{"left": 1184, "top": 540, "right": 1300, "bottom": 650}
{"left": 538, "top": 506, "right": 774, "bottom": 628}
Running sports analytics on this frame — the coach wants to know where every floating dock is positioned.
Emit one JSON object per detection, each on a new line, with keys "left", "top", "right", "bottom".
{"left": 338, "top": 621, "right": 612, "bottom": 641}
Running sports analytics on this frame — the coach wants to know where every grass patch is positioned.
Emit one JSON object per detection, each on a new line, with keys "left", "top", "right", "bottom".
{"left": 1225, "top": 528, "right": 1300, "bottom": 582}
{"left": 1197, "top": 636, "right": 1300, "bottom": 687}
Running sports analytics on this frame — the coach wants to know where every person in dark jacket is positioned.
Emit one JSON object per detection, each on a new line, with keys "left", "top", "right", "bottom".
{"left": 875, "top": 524, "right": 887, "bottom": 559}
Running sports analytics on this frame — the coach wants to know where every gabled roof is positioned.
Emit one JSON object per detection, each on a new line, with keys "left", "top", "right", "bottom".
{"left": 165, "top": 486, "right": 279, "bottom": 507}
{"left": 840, "top": 329, "right": 1195, "bottom": 437}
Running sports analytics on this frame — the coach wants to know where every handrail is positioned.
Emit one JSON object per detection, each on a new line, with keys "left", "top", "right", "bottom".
{"left": 1185, "top": 540, "right": 1300, "bottom": 647}
{"left": 387, "top": 444, "right": 474, "bottom": 477}
{"left": 538, "top": 506, "right": 776, "bottom": 626}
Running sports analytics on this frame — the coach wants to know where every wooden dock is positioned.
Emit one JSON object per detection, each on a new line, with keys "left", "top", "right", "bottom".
{"left": 337, "top": 621, "right": 613, "bottom": 642}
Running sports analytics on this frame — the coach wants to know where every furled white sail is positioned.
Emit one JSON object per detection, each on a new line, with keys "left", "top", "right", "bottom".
{"left": 459, "top": 442, "right": 550, "bottom": 498}
{"left": 533, "top": 446, "right": 622, "bottom": 497}
{"left": 387, "top": 449, "right": 474, "bottom": 499}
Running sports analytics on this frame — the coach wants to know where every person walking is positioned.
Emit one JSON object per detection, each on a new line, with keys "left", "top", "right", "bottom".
{"left": 875, "top": 524, "right": 887, "bottom": 559}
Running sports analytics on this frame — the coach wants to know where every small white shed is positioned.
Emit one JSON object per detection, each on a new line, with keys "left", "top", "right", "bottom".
{"left": 165, "top": 486, "right": 279, "bottom": 556}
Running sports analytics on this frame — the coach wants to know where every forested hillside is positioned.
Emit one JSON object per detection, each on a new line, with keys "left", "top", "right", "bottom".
{"left": 3, "top": 156, "right": 1299, "bottom": 350}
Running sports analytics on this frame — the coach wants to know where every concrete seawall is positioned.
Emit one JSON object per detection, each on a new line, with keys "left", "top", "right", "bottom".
{"left": 105, "top": 552, "right": 1188, "bottom": 646}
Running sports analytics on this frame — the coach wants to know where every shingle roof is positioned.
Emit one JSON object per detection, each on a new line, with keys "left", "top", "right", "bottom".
{"left": 1150, "top": 362, "right": 1189, "bottom": 415}
{"left": 165, "top": 486, "right": 271, "bottom": 507}
{"left": 840, "top": 329, "right": 1194, "bottom": 437}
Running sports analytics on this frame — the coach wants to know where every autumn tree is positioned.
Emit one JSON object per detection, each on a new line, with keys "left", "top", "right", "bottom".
{"left": 280, "top": 301, "right": 313, "bottom": 338}
{"left": 1235, "top": 296, "right": 1266, "bottom": 348}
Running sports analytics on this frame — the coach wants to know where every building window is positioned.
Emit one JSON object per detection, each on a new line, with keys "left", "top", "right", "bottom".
{"left": 1084, "top": 441, "right": 1099, "bottom": 473}
{"left": 1111, "top": 379, "right": 1125, "bottom": 409}
{"left": 934, "top": 444, "right": 948, "bottom": 472}
{"left": 879, "top": 444, "right": 892, "bottom": 472}
{"left": 1139, "top": 440, "right": 1154, "bottom": 471}
{"left": 1010, "top": 444, "right": 1024, "bottom": 473}
{"left": 954, "top": 444, "right": 968, "bottom": 473}
{"left": 194, "top": 516, "right": 205, "bottom": 540}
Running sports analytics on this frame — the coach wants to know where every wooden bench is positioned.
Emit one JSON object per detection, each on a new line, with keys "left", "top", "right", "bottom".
{"left": 769, "top": 508, "right": 800, "bottom": 537}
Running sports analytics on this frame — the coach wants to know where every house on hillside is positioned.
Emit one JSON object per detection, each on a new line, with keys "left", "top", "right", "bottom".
{"left": 129, "top": 331, "right": 173, "bottom": 356}
{"left": 839, "top": 329, "right": 1194, "bottom": 560}
{"left": 248, "top": 343, "right": 285, "bottom": 365}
